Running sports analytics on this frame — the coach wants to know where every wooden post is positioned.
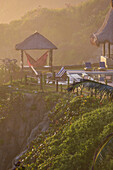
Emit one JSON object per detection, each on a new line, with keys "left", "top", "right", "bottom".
{"left": 67, "top": 77, "right": 70, "bottom": 88}
{"left": 21, "top": 50, "right": 24, "bottom": 70}
{"left": 95, "top": 88, "right": 97, "bottom": 98}
{"left": 108, "top": 43, "right": 110, "bottom": 58}
{"left": 40, "top": 73, "right": 43, "bottom": 91}
{"left": 60, "top": 84, "right": 63, "bottom": 92}
{"left": 90, "top": 89, "right": 93, "bottom": 97}
{"left": 105, "top": 79, "right": 107, "bottom": 85}
{"left": 21, "top": 77, "right": 22, "bottom": 83}
{"left": 25, "top": 75, "right": 27, "bottom": 85}
{"left": 49, "top": 49, "right": 53, "bottom": 72}
{"left": 102, "top": 43, "right": 105, "bottom": 56}
{"left": 52, "top": 71, "right": 55, "bottom": 84}
{"left": 44, "top": 74, "right": 46, "bottom": 85}
{"left": 10, "top": 92, "right": 13, "bottom": 101}
{"left": 56, "top": 80, "right": 58, "bottom": 92}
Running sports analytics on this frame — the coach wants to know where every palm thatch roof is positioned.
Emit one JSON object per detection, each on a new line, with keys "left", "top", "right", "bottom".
{"left": 90, "top": 8, "right": 113, "bottom": 46}
{"left": 15, "top": 32, "right": 57, "bottom": 50}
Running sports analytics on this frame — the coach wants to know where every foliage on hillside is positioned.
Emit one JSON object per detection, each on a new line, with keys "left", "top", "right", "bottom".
{"left": 0, "top": 0, "right": 110, "bottom": 65}
{"left": 0, "top": 82, "right": 62, "bottom": 124}
{"left": 0, "top": 0, "right": 87, "bottom": 23}
{"left": 0, "top": 90, "right": 24, "bottom": 122}
{"left": 17, "top": 94, "right": 113, "bottom": 170}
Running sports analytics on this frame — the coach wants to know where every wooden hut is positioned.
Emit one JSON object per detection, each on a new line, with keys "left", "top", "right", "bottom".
{"left": 90, "top": 1, "right": 113, "bottom": 68}
{"left": 15, "top": 31, "right": 57, "bottom": 70}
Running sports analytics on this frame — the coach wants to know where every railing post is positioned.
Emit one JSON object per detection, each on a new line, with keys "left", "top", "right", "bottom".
{"left": 56, "top": 80, "right": 58, "bottom": 92}
{"left": 67, "top": 77, "right": 70, "bottom": 88}
{"left": 44, "top": 74, "right": 46, "bottom": 85}
{"left": 90, "top": 89, "right": 93, "bottom": 97}
{"left": 25, "top": 75, "right": 27, "bottom": 85}
{"left": 105, "top": 79, "right": 107, "bottom": 85}
{"left": 49, "top": 49, "right": 53, "bottom": 72}
{"left": 40, "top": 73, "right": 43, "bottom": 91}
{"left": 95, "top": 88, "right": 97, "bottom": 98}
{"left": 21, "top": 77, "right": 22, "bottom": 83}
{"left": 60, "top": 84, "right": 63, "bottom": 92}
{"left": 52, "top": 71, "right": 55, "bottom": 84}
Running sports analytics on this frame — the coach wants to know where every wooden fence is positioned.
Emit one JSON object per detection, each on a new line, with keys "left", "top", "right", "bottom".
{"left": 23, "top": 74, "right": 68, "bottom": 93}
{"left": 0, "top": 69, "right": 103, "bottom": 96}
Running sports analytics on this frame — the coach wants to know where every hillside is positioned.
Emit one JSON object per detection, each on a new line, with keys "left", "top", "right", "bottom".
{"left": 0, "top": 64, "right": 113, "bottom": 169}
{"left": 0, "top": 0, "right": 110, "bottom": 66}
{"left": 0, "top": 82, "right": 61, "bottom": 169}
{"left": 16, "top": 95, "right": 113, "bottom": 169}
{"left": 0, "top": 0, "right": 87, "bottom": 23}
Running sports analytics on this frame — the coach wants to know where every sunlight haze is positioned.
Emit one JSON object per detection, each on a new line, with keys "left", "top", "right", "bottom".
{"left": 0, "top": 0, "right": 86, "bottom": 23}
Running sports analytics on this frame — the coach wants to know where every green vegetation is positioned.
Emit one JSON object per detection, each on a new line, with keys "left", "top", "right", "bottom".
{"left": 0, "top": 0, "right": 110, "bottom": 65}
{"left": 0, "top": 90, "right": 24, "bottom": 122}
{"left": 0, "top": 0, "right": 86, "bottom": 23}
{"left": 16, "top": 94, "right": 113, "bottom": 170}
{"left": 0, "top": 81, "right": 62, "bottom": 123}
{"left": 1, "top": 75, "right": 113, "bottom": 169}
{"left": 94, "top": 133, "right": 113, "bottom": 170}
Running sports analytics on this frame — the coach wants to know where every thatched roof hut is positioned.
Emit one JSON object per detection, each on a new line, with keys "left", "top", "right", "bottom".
{"left": 15, "top": 32, "right": 57, "bottom": 70}
{"left": 16, "top": 32, "right": 57, "bottom": 50}
{"left": 90, "top": 2, "right": 113, "bottom": 68}
{"left": 90, "top": 8, "right": 113, "bottom": 46}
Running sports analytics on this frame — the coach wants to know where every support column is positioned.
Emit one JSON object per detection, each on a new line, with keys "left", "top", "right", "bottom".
{"left": 102, "top": 43, "right": 105, "bottom": 56}
{"left": 21, "top": 50, "right": 24, "bottom": 70}
{"left": 108, "top": 43, "right": 110, "bottom": 58}
{"left": 49, "top": 49, "right": 53, "bottom": 72}
{"left": 111, "top": 0, "right": 113, "bottom": 8}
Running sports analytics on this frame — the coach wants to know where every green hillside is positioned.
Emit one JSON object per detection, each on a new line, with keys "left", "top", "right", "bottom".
{"left": 0, "top": 0, "right": 110, "bottom": 66}
{"left": 17, "top": 95, "right": 113, "bottom": 169}
{"left": 0, "top": 0, "right": 87, "bottom": 23}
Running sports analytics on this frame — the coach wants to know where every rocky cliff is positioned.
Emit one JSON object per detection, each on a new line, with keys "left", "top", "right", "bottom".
{"left": 0, "top": 93, "right": 51, "bottom": 170}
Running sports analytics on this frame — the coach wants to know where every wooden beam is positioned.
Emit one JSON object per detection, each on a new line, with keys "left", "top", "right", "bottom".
{"left": 111, "top": 0, "right": 113, "bottom": 8}
{"left": 102, "top": 43, "right": 105, "bottom": 56}
{"left": 108, "top": 43, "right": 110, "bottom": 58}
{"left": 49, "top": 49, "right": 53, "bottom": 72}
{"left": 21, "top": 50, "right": 24, "bottom": 70}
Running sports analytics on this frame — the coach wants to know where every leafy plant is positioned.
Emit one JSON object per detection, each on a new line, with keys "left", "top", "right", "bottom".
{"left": 16, "top": 95, "right": 113, "bottom": 170}
{"left": 92, "top": 133, "right": 113, "bottom": 170}
{"left": 68, "top": 79, "right": 113, "bottom": 100}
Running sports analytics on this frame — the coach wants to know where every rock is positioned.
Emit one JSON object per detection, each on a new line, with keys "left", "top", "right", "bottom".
{"left": 0, "top": 93, "right": 48, "bottom": 170}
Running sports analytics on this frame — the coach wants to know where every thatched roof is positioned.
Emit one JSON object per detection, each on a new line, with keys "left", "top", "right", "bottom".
{"left": 15, "top": 32, "right": 57, "bottom": 50}
{"left": 90, "top": 8, "right": 113, "bottom": 46}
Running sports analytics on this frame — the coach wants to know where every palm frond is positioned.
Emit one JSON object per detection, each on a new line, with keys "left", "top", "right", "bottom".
{"left": 67, "top": 79, "right": 113, "bottom": 97}
{"left": 92, "top": 133, "right": 113, "bottom": 170}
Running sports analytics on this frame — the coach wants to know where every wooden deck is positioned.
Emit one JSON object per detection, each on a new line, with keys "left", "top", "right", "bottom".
{"left": 66, "top": 70, "right": 113, "bottom": 75}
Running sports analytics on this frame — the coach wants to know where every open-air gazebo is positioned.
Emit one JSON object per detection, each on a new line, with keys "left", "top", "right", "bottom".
{"left": 90, "top": 1, "right": 113, "bottom": 68}
{"left": 15, "top": 31, "right": 57, "bottom": 70}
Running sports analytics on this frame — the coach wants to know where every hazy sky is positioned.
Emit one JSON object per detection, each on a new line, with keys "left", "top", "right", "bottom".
{"left": 0, "top": 0, "right": 85, "bottom": 23}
